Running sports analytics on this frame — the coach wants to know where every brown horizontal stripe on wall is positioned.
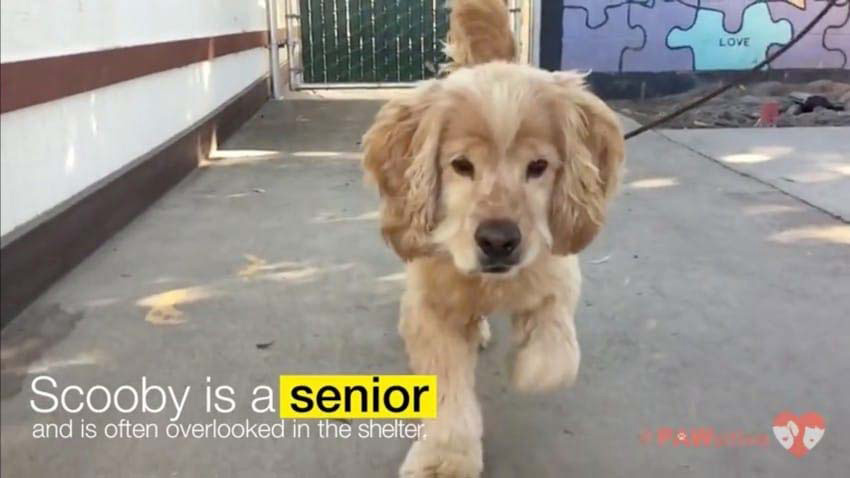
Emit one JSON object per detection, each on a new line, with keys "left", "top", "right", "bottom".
{"left": 0, "top": 30, "right": 268, "bottom": 114}
{"left": 0, "top": 77, "right": 270, "bottom": 325}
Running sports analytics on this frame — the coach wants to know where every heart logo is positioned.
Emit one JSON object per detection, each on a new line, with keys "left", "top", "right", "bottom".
{"left": 772, "top": 411, "right": 826, "bottom": 457}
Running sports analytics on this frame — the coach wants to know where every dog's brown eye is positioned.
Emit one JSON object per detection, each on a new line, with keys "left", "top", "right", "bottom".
{"left": 526, "top": 159, "right": 548, "bottom": 179}
{"left": 451, "top": 157, "right": 475, "bottom": 178}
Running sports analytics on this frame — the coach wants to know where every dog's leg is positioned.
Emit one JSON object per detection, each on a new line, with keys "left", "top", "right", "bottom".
{"left": 476, "top": 315, "right": 491, "bottom": 349}
{"left": 398, "top": 294, "right": 483, "bottom": 478}
{"left": 511, "top": 295, "right": 580, "bottom": 394}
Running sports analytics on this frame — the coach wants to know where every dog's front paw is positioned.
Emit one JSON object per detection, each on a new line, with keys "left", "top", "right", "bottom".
{"left": 400, "top": 438, "right": 482, "bottom": 478}
{"left": 512, "top": 329, "right": 580, "bottom": 393}
{"left": 476, "top": 316, "right": 491, "bottom": 350}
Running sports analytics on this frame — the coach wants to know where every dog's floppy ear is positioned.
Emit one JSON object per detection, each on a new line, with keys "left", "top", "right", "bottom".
{"left": 362, "top": 84, "right": 444, "bottom": 260}
{"left": 548, "top": 73, "right": 625, "bottom": 255}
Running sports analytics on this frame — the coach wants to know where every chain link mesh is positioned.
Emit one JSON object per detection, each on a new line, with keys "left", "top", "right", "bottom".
{"left": 299, "top": 0, "right": 449, "bottom": 83}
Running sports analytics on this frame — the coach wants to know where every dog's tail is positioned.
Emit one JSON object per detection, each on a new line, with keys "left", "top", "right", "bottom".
{"left": 445, "top": 0, "right": 515, "bottom": 70}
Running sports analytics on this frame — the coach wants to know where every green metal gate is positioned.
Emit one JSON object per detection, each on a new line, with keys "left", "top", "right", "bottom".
{"left": 296, "top": 0, "right": 450, "bottom": 85}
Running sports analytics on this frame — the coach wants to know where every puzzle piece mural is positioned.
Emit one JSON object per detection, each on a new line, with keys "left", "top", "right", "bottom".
{"left": 668, "top": 2, "right": 792, "bottom": 70}
{"left": 678, "top": 0, "right": 762, "bottom": 32}
{"left": 622, "top": 0, "right": 697, "bottom": 71}
{"left": 563, "top": 0, "right": 648, "bottom": 28}
{"left": 562, "top": 3, "right": 643, "bottom": 71}
{"left": 766, "top": 0, "right": 849, "bottom": 68}
{"left": 552, "top": 0, "right": 850, "bottom": 72}
{"left": 822, "top": 3, "right": 850, "bottom": 67}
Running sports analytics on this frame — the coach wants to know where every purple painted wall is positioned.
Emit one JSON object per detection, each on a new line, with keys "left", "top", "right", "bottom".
{"left": 558, "top": 0, "right": 850, "bottom": 72}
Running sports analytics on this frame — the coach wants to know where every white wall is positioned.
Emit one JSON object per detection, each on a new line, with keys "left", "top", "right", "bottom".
{"left": 0, "top": 0, "right": 268, "bottom": 62}
{"left": 0, "top": 1, "right": 273, "bottom": 238}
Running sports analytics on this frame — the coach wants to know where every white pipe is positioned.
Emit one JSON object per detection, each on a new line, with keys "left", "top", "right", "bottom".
{"left": 266, "top": 0, "right": 283, "bottom": 99}
{"left": 531, "top": 0, "right": 541, "bottom": 67}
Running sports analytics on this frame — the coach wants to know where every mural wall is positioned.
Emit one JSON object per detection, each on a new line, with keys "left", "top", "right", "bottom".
{"left": 552, "top": 0, "right": 850, "bottom": 72}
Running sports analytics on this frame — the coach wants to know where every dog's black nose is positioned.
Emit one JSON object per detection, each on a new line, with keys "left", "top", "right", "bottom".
{"left": 475, "top": 219, "right": 521, "bottom": 261}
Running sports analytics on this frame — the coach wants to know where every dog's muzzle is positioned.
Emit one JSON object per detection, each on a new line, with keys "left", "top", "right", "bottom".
{"left": 475, "top": 219, "right": 521, "bottom": 273}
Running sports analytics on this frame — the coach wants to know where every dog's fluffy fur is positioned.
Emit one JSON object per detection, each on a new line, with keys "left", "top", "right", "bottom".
{"left": 362, "top": 1, "right": 625, "bottom": 476}
{"left": 444, "top": 0, "right": 515, "bottom": 71}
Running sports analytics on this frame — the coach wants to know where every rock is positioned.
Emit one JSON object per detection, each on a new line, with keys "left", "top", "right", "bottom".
{"left": 806, "top": 80, "right": 850, "bottom": 96}
{"left": 840, "top": 90, "right": 850, "bottom": 110}
{"left": 789, "top": 93, "right": 844, "bottom": 113}
{"left": 738, "top": 95, "right": 763, "bottom": 105}
{"left": 747, "top": 81, "right": 786, "bottom": 96}
{"left": 612, "top": 80, "right": 850, "bottom": 129}
{"left": 789, "top": 91, "right": 813, "bottom": 103}
{"left": 777, "top": 97, "right": 796, "bottom": 113}
{"left": 783, "top": 108, "right": 850, "bottom": 127}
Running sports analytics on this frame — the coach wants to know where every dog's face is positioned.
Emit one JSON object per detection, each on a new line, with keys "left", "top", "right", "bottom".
{"left": 363, "top": 63, "right": 624, "bottom": 276}
{"left": 430, "top": 92, "right": 559, "bottom": 275}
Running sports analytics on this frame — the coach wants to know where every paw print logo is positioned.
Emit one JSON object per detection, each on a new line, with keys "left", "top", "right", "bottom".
{"left": 674, "top": 430, "right": 690, "bottom": 446}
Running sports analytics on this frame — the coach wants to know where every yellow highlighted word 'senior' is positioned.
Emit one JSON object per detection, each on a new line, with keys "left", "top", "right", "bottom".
{"left": 279, "top": 375, "right": 437, "bottom": 419}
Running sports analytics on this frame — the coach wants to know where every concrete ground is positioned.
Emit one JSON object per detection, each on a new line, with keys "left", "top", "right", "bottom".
{"left": 662, "top": 127, "right": 850, "bottom": 221}
{"left": 2, "top": 98, "right": 849, "bottom": 477}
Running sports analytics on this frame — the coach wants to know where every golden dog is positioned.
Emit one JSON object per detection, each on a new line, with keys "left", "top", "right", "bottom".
{"left": 362, "top": 1, "right": 625, "bottom": 476}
